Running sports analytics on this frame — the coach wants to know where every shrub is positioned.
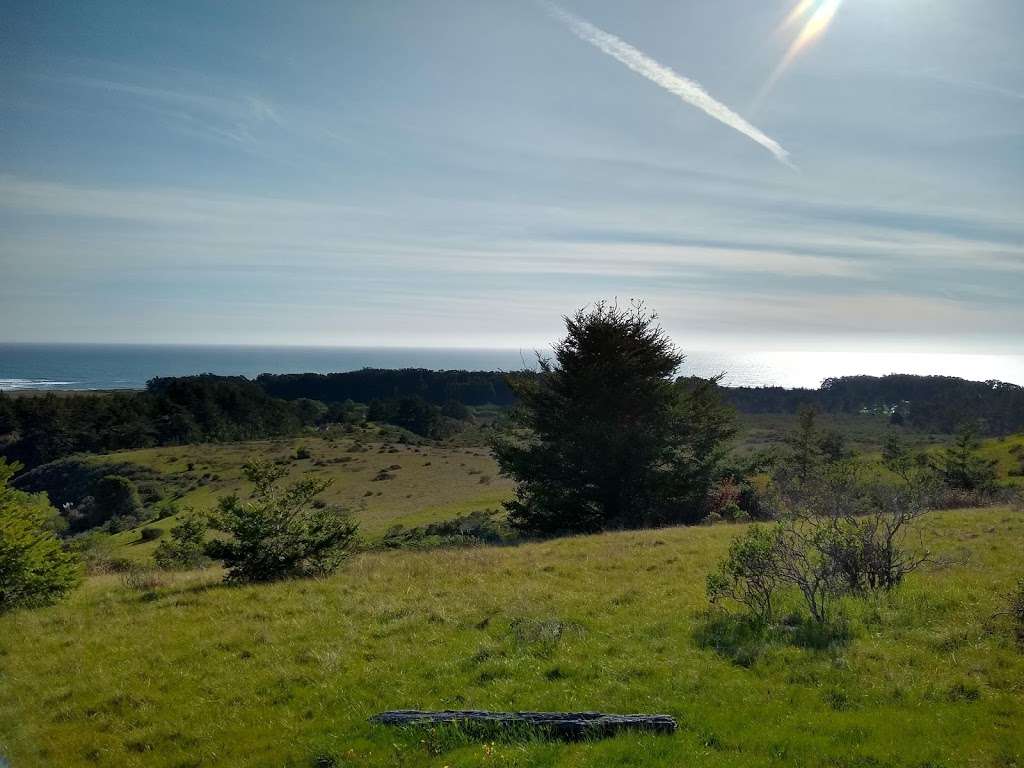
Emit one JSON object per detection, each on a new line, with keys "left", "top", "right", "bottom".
{"left": 120, "top": 565, "right": 167, "bottom": 593}
{"left": 153, "top": 513, "right": 208, "bottom": 570}
{"left": 205, "top": 461, "right": 358, "bottom": 582}
{"left": 706, "top": 478, "right": 742, "bottom": 519}
{"left": 93, "top": 474, "right": 144, "bottom": 530}
{"left": 707, "top": 525, "right": 782, "bottom": 622}
{"left": 378, "top": 510, "right": 509, "bottom": 550}
{"left": 66, "top": 531, "right": 133, "bottom": 574}
{"left": 139, "top": 526, "right": 164, "bottom": 542}
{"left": 294, "top": 445, "right": 312, "bottom": 461}
{"left": 0, "top": 458, "right": 81, "bottom": 611}
{"left": 710, "top": 462, "right": 932, "bottom": 625}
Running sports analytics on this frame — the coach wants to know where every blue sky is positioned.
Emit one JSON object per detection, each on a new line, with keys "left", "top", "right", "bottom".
{"left": 1, "top": 0, "right": 1022, "bottom": 352}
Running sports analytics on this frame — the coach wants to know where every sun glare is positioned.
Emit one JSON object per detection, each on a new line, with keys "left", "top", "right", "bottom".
{"left": 755, "top": 0, "right": 844, "bottom": 107}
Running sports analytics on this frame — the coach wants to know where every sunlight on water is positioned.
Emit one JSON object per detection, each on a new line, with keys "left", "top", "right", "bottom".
{"left": 682, "top": 350, "right": 1024, "bottom": 389}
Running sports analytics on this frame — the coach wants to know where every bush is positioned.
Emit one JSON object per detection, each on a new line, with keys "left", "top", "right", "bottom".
{"left": 205, "top": 461, "right": 358, "bottom": 582}
{"left": 139, "top": 526, "right": 164, "bottom": 542}
{"left": 378, "top": 510, "right": 509, "bottom": 550}
{"left": 153, "top": 513, "right": 208, "bottom": 570}
{"left": 93, "top": 474, "right": 144, "bottom": 530}
{"left": 0, "top": 458, "right": 81, "bottom": 611}
{"left": 709, "top": 462, "right": 932, "bottom": 625}
{"left": 120, "top": 565, "right": 167, "bottom": 593}
{"left": 707, "top": 525, "right": 782, "bottom": 622}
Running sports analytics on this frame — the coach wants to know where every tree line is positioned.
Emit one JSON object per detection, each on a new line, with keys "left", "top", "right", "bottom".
{"left": 0, "top": 376, "right": 311, "bottom": 471}
{"left": 2, "top": 353, "right": 1020, "bottom": 478}
{"left": 257, "top": 368, "right": 520, "bottom": 406}
{"left": 722, "top": 374, "right": 1024, "bottom": 434}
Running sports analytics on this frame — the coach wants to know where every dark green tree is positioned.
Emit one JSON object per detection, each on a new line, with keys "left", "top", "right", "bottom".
{"left": 441, "top": 399, "right": 470, "bottom": 421}
{"left": 292, "top": 398, "right": 328, "bottom": 426}
{"left": 0, "top": 459, "right": 80, "bottom": 611}
{"left": 785, "top": 406, "right": 825, "bottom": 481}
{"left": 0, "top": 393, "right": 17, "bottom": 435}
{"left": 206, "top": 461, "right": 358, "bottom": 582}
{"left": 393, "top": 396, "right": 443, "bottom": 437}
{"left": 932, "top": 423, "right": 998, "bottom": 492}
{"left": 494, "top": 301, "right": 735, "bottom": 534}
{"left": 92, "top": 475, "right": 144, "bottom": 530}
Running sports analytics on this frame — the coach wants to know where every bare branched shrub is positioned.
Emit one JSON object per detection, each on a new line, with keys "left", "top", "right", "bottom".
{"left": 709, "top": 460, "right": 935, "bottom": 625}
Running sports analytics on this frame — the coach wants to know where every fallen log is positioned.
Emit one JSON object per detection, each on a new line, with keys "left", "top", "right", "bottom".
{"left": 370, "top": 710, "right": 677, "bottom": 739}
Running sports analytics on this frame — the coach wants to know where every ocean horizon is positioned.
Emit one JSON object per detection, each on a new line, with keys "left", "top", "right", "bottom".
{"left": 2, "top": 343, "right": 1023, "bottom": 392}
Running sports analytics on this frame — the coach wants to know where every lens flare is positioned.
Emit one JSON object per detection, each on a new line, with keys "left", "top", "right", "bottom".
{"left": 755, "top": 0, "right": 843, "bottom": 107}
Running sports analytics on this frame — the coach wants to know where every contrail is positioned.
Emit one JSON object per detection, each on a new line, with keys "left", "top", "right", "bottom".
{"left": 542, "top": 1, "right": 792, "bottom": 167}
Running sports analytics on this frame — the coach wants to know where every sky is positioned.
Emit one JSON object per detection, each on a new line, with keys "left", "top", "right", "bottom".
{"left": 1, "top": 0, "right": 1022, "bottom": 353}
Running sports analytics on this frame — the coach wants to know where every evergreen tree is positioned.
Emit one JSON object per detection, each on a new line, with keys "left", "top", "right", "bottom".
{"left": 494, "top": 301, "right": 735, "bottom": 534}
{"left": 206, "top": 462, "right": 358, "bottom": 582}
{"left": 92, "top": 475, "right": 143, "bottom": 529}
{"left": 932, "top": 422, "right": 998, "bottom": 492}
{"left": 784, "top": 406, "right": 824, "bottom": 482}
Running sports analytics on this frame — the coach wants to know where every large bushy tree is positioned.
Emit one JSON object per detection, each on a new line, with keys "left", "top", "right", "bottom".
{"left": 494, "top": 302, "right": 735, "bottom": 534}
{"left": 0, "top": 459, "right": 80, "bottom": 611}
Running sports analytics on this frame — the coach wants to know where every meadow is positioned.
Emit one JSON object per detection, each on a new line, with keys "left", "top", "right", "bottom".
{"left": 95, "top": 424, "right": 515, "bottom": 561}
{"left": 88, "top": 417, "right": 1022, "bottom": 563}
{"left": 2, "top": 506, "right": 1022, "bottom": 767}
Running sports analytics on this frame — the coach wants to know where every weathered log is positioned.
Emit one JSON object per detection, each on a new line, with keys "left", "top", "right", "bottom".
{"left": 370, "top": 710, "right": 677, "bottom": 739}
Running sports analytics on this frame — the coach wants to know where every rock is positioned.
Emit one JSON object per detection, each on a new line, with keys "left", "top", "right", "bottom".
{"left": 369, "top": 710, "right": 677, "bottom": 739}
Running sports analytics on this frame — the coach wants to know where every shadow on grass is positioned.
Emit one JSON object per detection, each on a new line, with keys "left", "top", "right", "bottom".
{"left": 694, "top": 611, "right": 852, "bottom": 667}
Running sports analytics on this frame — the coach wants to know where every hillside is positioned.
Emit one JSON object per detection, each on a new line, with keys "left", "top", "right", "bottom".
{"left": 2, "top": 506, "right": 1022, "bottom": 767}
{"left": 14, "top": 420, "right": 1021, "bottom": 565}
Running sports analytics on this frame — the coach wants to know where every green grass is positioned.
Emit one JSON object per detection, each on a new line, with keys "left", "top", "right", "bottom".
{"left": 2, "top": 506, "right": 1022, "bottom": 767}
{"left": 980, "top": 433, "right": 1024, "bottom": 487}
{"left": 732, "top": 412, "right": 951, "bottom": 457}
{"left": 94, "top": 427, "right": 514, "bottom": 561}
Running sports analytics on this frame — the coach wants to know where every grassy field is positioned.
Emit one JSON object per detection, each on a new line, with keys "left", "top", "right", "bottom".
{"left": 71, "top": 420, "right": 1024, "bottom": 564}
{"left": 980, "top": 433, "right": 1024, "bottom": 487}
{"left": 94, "top": 426, "right": 514, "bottom": 561}
{"left": 2, "top": 506, "right": 1022, "bottom": 768}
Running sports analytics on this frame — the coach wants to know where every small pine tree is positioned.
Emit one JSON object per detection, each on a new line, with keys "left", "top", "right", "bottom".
{"left": 153, "top": 513, "right": 208, "bottom": 570}
{"left": 933, "top": 423, "right": 998, "bottom": 492}
{"left": 206, "top": 461, "right": 358, "bottom": 582}
{"left": 786, "top": 406, "right": 824, "bottom": 481}
{"left": 0, "top": 459, "right": 80, "bottom": 611}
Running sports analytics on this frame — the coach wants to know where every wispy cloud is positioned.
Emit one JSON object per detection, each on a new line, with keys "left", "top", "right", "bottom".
{"left": 53, "top": 74, "right": 280, "bottom": 149}
{"left": 542, "top": 1, "right": 792, "bottom": 166}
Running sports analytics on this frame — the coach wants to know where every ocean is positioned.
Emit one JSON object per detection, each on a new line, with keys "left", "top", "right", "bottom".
{"left": 1, "top": 343, "right": 1022, "bottom": 392}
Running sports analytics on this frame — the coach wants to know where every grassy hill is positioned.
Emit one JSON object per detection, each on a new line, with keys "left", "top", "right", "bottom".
{"left": 2, "top": 506, "right": 1022, "bottom": 767}
{"left": 39, "top": 422, "right": 1023, "bottom": 566}
{"left": 88, "top": 427, "right": 514, "bottom": 561}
